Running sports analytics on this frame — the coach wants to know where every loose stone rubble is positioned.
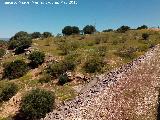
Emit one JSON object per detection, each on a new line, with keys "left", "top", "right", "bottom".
{"left": 42, "top": 45, "right": 160, "bottom": 120}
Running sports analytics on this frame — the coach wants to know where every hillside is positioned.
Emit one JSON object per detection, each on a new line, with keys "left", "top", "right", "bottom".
{"left": 0, "top": 29, "right": 160, "bottom": 119}
{"left": 43, "top": 44, "right": 160, "bottom": 120}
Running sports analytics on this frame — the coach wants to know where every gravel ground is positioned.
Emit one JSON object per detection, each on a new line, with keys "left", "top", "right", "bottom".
{"left": 43, "top": 45, "right": 160, "bottom": 120}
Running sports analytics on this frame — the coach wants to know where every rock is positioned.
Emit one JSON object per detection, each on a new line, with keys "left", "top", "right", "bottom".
{"left": 66, "top": 72, "right": 72, "bottom": 77}
{"left": 75, "top": 73, "right": 85, "bottom": 80}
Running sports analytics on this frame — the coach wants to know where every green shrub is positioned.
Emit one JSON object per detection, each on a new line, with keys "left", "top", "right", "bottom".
{"left": 63, "top": 52, "right": 79, "bottom": 71}
{"left": 117, "top": 26, "right": 130, "bottom": 33}
{"left": 142, "top": 33, "right": 149, "bottom": 40}
{"left": 83, "top": 56, "right": 104, "bottom": 73}
{"left": 58, "top": 74, "right": 69, "bottom": 85}
{"left": 28, "top": 51, "right": 45, "bottom": 68}
{"left": 137, "top": 25, "right": 148, "bottom": 30}
{"left": 47, "top": 61, "right": 67, "bottom": 78}
{"left": 20, "top": 89, "right": 55, "bottom": 119}
{"left": 31, "top": 32, "right": 41, "bottom": 39}
{"left": 14, "top": 39, "right": 32, "bottom": 54}
{"left": 63, "top": 59, "right": 76, "bottom": 71}
{"left": 38, "top": 75, "right": 51, "bottom": 84}
{"left": 8, "top": 40, "right": 18, "bottom": 50}
{"left": 42, "top": 32, "right": 52, "bottom": 38}
{"left": 83, "top": 25, "right": 96, "bottom": 34}
{"left": 58, "top": 40, "right": 80, "bottom": 55}
{"left": 0, "top": 48, "right": 5, "bottom": 58}
{"left": 0, "top": 82, "right": 18, "bottom": 102}
{"left": 8, "top": 31, "right": 32, "bottom": 54}
{"left": 62, "top": 26, "right": 73, "bottom": 36}
{"left": 62, "top": 26, "right": 80, "bottom": 36}
{"left": 3, "top": 60, "right": 28, "bottom": 79}
{"left": 116, "top": 47, "right": 137, "bottom": 60}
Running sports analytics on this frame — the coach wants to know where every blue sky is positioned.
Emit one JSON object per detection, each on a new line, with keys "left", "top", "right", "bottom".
{"left": 0, "top": 0, "right": 160, "bottom": 38}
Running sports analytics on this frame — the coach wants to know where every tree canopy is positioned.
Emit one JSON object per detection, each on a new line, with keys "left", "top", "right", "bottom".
{"left": 83, "top": 25, "right": 96, "bottom": 34}
{"left": 62, "top": 26, "right": 80, "bottom": 36}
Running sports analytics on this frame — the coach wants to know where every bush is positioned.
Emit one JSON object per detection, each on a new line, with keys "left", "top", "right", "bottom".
{"left": 137, "top": 25, "right": 148, "bottom": 30}
{"left": 102, "top": 29, "right": 113, "bottom": 32}
{"left": 14, "top": 39, "right": 32, "bottom": 54}
{"left": 3, "top": 60, "right": 28, "bottom": 79}
{"left": 8, "top": 31, "right": 32, "bottom": 54}
{"left": 63, "top": 59, "right": 76, "bottom": 71}
{"left": 62, "top": 26, "right": 80, "bottom": 36}
{"left": 0, "top": 48, "right": 6, "bottom": 58}
{"left": 58, "top": 74, "right": 69, "bottom": 85}
{"left": 8, "top": 39, "right": 18, "bottom": 50}
{"left": 142, "top": 33, "right": 149, "bottom": 40}
{"left": 0, "top": 82, "right": 18, "bottom": 102}
{"left": 38, "top": 75, "right": 51, "bottom": 84}
{"left": 72, "top": 26, "right": 80, "bottom": 35}
{"left": 83, "top": 25, "right": 96, "bottom": 34}
{"left": 117, "top": 26, "right": 130, "bottom": 33}
{"left": 116, "top": 47, "right": 137, "bottom": 60}
{"left": 83, "top": 56, "right": 104, "bottom": 73}
{"left": 31, "top": 32, "right": 41, "bottom": 39}
{"left": 58, "top": 40, "right": 80, "bottom": 55}
{"left": 47, "top": 61, "right": 67, "bottom": 78}
{"left": 42, "top": 32, "right": 52, "bottom": 38}
{"left": 20, "top": 89, "right": 55, "bottom": 119}
{"left": 28, "top": 51, "right": 45, "bottom": 68}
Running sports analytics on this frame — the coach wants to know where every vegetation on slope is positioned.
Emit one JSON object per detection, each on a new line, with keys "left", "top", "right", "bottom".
{"left": 0, "top": 25, "right": 160, "bottom": 119}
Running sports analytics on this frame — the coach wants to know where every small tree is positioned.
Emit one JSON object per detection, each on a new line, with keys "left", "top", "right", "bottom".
{"left": 62, "top": 26, "right": 73, "bottom": 36}
{"left": 11, "top": 31, "right": 29, "bottom": 40}
{"left": 62, "top": 26, "right": 80, "bottom": 36}
{"left": 42, "top": 32, "right": 52, "bottom": 38}
{"left": 142, "top": 33, "right": 149, "bottom": 40}
{"left": 31, "top": 32, "right": 41, "bottom": 39}
{"left": 3, "top": 60, "right": 28, "bottom": 79}
{"left": 83, "top": 25, "right": 96, "bottom": 34}
{"left": 137, "top": 25, "right": 148, "bottom": 30}
{"left": 72, "top": 26, "right": 80, "bottom": 35}
{"left": 8, "top": 31, "right": 32, "bottom": 54}
{"left": 117, "top": 26, "right": 130, "bottom": 33}
{"left": 28, "top": 51, "right": 45, "bottom": 68}
{"left": 58, "top": 73, "right": 69, "bottom": 85}
{"left": 83, "top": 56, "right": 104, "bottom": 73}
{"left": 14, "top": 38, "right": 32, "bottom": 54}
{"left": 20, "top": 89, "right": 55, "bottom": 119}
{"left": 0, "top": 82, "right": 18, "bottom": 102}
{"left": 47, "top": 61, "right": 67, "bottom": 78}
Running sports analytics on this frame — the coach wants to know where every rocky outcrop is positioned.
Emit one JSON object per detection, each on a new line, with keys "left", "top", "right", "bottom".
{"left": 42, "top": 45, "right": 160, "bottom": 120}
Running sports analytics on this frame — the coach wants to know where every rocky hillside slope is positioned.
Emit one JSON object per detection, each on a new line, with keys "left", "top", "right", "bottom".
{"left": 43, "top": 45, "right": 160, "bottom": 120}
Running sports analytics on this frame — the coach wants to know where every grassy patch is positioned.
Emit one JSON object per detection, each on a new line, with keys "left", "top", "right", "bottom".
{"left": 54, "top": 84, "right": 77, "bottom": 102}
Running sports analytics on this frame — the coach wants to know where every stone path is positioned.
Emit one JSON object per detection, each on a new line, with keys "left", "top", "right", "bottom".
{"left": 43, "top": 45, "right": 160, "bottom": 120}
